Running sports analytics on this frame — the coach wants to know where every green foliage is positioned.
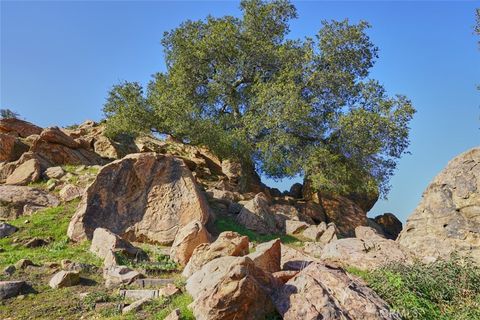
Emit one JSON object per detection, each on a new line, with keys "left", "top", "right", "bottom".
{"left": 103, "top": 0, "right": 415, "bottom": 198}
{"left": 214, "top": 214, "right": 303, "bottom": 246}
{"left": 151, "top": 293, "right": 195, "bottom": 319}
{"left": 114, "top": 252, "right": 178, "bottom": 273}
{"left": 350, "top": 256, "right": 480, "bottom": 320}
{"left": 0, "top": 108, "right": 20, "bottom": 119}
{"left": 0, "top": 200, "right": 102, "bottom": 269}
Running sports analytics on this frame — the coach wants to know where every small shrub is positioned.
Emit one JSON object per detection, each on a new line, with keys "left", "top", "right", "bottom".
{"left": 352, "top": 255, "right": 480, "bottom": 320}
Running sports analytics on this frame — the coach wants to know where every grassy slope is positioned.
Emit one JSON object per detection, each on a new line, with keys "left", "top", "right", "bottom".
{"left": 0, "top": 200, "right": 194, "bottom": 320}
{"left": 348, "top": 256, "right": 480, "bottom": 320}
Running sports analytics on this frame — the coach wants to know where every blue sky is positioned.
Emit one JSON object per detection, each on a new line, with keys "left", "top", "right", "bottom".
{"left": 1, "top": 1, "right": 479, "bottom": 222}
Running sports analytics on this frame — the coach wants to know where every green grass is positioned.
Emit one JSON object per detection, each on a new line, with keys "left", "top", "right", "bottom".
{"left": 0, "top": 199, "right": 102, "bottom": 269}
{"left": 151, "top": 293, "right": 194, "bottom": 320}
{"left": 214, "top": 214, "right": 303, "bottom": 247}
{"left": 348, "top": 256, "right": 480, "bottom": 320}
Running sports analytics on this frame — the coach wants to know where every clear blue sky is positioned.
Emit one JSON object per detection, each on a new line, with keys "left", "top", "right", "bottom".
{"left": 1, "top": 1, "right": 479, "bottom": 222}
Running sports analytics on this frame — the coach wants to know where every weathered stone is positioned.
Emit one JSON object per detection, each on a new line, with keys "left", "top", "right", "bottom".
{"left": 398, "top": 147, "right": 480, "bottom": 263}
{"left": 49, "top": 270, "right": 80, "bottom": 288}
{"left": 272, "top": 270, "right": 299, "bottom": 284}
{"left": 14, "top": 259, "right": 34, "bottom": 269}
{"left": 374, "top": 213, "right": 403, "bottom": 240}
{"left": 285, "top": 220, "right": 309, "bottom": 235}
{"left": 296, "top": 201, "right": 327, "bottom": 224}
{"left": 164, "top": 308, "right": 181, "bottom": 320}
{"left": 170, "top": 220, "right": 210, "bottom": 266}
{"left": 59, "top": 184, "right": 84, "bottom": 202}
{"left": 90, "top": 228, "right": 147, "bottom": 266}
{"left": 133, "top": 278, "right": 175, "bottom": 288}
{"left": 321, "top": 226, "right": 412, "bottom": 270}
{"left": 0, "top": 185, "right": 59, "bottom": 219}
{"left": 320, "top": 194, "right": 368, "bottom": 237}
{"left": 24, "top": 237, "right": 49, "bottom": 248}
{"left": 274, "top": 262, "right": 401, "bottom": 320}
{"left": 0, "top": 281, "right": 26, "bottom": 300}
{"left": 236, "top": 193, "right": 279, "bottom": 235}
{"left": 3, "top": 265, "right": 16, "bottom": 276}
{"left": 44, "top": 166, "right": 65, "bottom": 179}
{"left": 0, "top": 118, "right": 42, "bottom": 138}
{"left": 0, "top": 223, "right": 18, "bottom": 238}
{"left": 68, "top": 153, "right": 210, "bottom": 245}
{"left": 122, "top": 297, "right": 150, "bottom": 314}
{"left": 0, "top": 133, "right": 29, "bottom": 162}
{"left": 5, "top": 159, "right": 41, "bottom": 185}
{"left": 302, "top": 222, "right": 327, "bottom": 241}
{"left": 280, "top": 244, "right": 319, "bottom": 271}
{"left": 30, "top": 127, "right": 105, "bottom": 166}
{"left": 187, "top": 256, "right": 279, "bottom": 320}
{"left": 183, "top": 231, "right": 249, "bottom": 277}
{"left": 103, "top": 266, "right": 143, "bottom": 288}
{"left": 247, "top": 239, "right": 281, "bottom": 273}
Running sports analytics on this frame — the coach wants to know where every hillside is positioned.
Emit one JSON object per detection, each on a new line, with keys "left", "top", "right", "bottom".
{"left": 1, "top": 118, "right": 479, "bottom": 320}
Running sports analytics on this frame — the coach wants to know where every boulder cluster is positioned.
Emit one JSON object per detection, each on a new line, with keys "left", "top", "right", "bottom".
{"left": 1, "top": 117, "right": 479, "bottom": 319}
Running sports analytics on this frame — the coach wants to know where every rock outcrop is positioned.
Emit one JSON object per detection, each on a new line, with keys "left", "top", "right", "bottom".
{"left": 321, "top": 226, "right": 412, "bottom": 270}
{"left": 67, "top": 153, "right": 210, "bottom": 245}
{"left": 398, "top": 147, "right": 480, "bottom": 263}
{"left": 274, "top": 262, "right": 401, "bottom": 320}
{"left": 0, "top": 118, "right": 42, "bottom": 138}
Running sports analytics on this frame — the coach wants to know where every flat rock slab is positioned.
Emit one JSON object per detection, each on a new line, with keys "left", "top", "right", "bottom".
{"left": 120, "top": 289, "right": 160, "bottom": 300}
{"left": 133, "top": 278, "right": 175, "bottom": 288}
{"left": 0, "top": 281, "right": 26, "bottom": 300}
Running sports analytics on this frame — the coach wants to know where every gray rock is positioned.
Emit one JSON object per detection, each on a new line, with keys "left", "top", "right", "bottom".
{"left": 122, "top": 297, "right": 150, "bottom": 314}
{"left": 103, "top": 266, "right": 143, "bottom": 288}
{"left": 0, "top": 281, "right": 26, "bottom": 300}
{"left": 0, "top": 223, "right": 18, "bottom": 238}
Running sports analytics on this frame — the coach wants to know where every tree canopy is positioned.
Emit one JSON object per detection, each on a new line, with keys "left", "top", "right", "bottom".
{"left": 103, "top": 0, "right": 415, "bottom": 198}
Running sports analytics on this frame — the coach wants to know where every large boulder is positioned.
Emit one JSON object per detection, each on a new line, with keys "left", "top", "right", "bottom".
{"left": 274, "top": 262, "right": 401, "bottom": 320}
{"left": 319, "top": 194, "right": 368, "bottom": 237}
{"left": 182, "top": 231, "right": 249, "bottom": 277}
{"left": 0, "top": 185, "right": 59, "bottom": 219}
{"left": 373, "top": 213, "right": 403, "bottom": 240}
{"left": 67, "top": 153, "right": 210, "bottom": 245}
{"left": 170, "top": 220, "right": 210, "bottom": 266}
{"left": 5, "top": 158, "right": 41, "bottom": 185}
{"left": 0, "top": 152, "right": 53, "bottom": 183}
{"left": 0, "top": 118, "right": 42, "bottom": 138}
{"left": 236, "top": 193, "right": 278, "bottom": 235}
{"left": 321, "top": 226, "right": 412, "bottom": 270}
{"left": 186, "top": 256, "right": 279, "bottom": 320}
{"left": 398, "top": 147, "right": 480, "bottom": 263}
